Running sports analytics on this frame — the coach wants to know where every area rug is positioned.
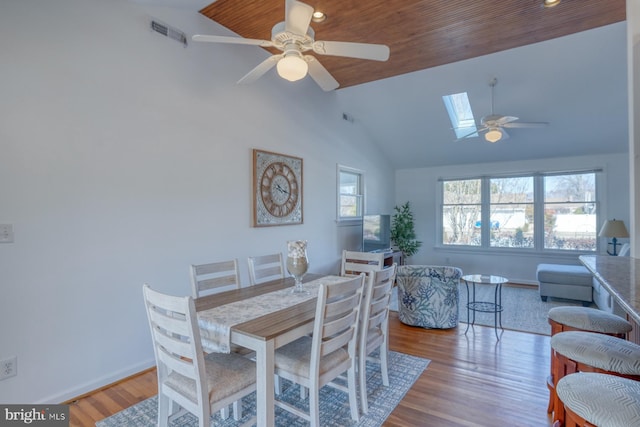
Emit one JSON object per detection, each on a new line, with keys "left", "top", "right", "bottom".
{"left": 390, "top": 285, "right": 594, "bottom": 335}
{"left": 96, "top": 351, "right": 429, "bottom": 427}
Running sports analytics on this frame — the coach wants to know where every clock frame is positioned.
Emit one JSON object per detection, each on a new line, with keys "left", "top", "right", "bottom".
{"left": 253, "top": 149, "right": 303, "bottom": 227}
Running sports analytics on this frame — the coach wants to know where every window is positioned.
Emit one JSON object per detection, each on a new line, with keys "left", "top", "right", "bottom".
{"left": 443, "top": 92, "right": 477, "bottom": 139}
{"left": 337, "top": 165, "right": 364, "bottom": 222}
{"left": 490, "top": 177, "right": 534, "bottom": 248}
{"left": 543, "top": 173, "right": 596, "bottom": 250}
{"left": 441, "top": 171, "right": 599, "bottom": 252}
{"left": 442, "top": 179, "right": 481, "bottom": 246}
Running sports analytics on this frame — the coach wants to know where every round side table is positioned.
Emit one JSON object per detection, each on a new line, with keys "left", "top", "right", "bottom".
{"left": 462, "top": 274, "right": 508, "bottom": 340}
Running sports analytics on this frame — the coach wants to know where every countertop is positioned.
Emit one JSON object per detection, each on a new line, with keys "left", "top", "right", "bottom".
{"left": 579, "top": 255, "right": 640, "bottom": 324}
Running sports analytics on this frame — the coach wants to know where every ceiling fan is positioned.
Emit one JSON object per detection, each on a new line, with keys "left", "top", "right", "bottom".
{"left": 192, "top": 0, "right": 390, "bottom": 91}
{"left": 456, "top": 78, "right": 549, "bottom": 143}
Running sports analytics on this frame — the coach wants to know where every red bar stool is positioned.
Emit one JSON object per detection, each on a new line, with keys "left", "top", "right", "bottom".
{"left": 546, "top": 307, "right": 632, "bottom": 414}
{"left": 550, "top": 331, "right": 640, "bottom": 425}
{"left": 554, "top": 372, "right": 640, "bottom": 427}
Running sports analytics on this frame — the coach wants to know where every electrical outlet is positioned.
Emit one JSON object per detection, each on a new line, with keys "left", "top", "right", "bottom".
{"left": 0, "top": 224, "right": 14, "bottom": 243}
{"left": 0, "top": 356, "right": 17, "bottom": 380}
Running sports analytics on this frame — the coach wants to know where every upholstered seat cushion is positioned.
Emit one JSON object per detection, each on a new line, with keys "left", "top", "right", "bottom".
{"left": 548, "top": 306, "right": 632, "bottom": 334}
{"left": 274, "top": 335, "right": 349, "bottom": 378}
{"left": 551, "top": 331, "right": 640, "bottom": 375}
{"left": 536, "top": 264, "right": 592, "bottom": 285}
{"left": 557, "top": 372, "right": 640, "bottom": 427}
{"left": 165, "top": 352, "right": 256, "bottom": 404}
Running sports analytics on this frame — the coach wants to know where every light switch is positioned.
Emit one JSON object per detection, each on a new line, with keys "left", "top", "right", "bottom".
{"left": 0, "top": 224, "right": 14, "bottom": 243}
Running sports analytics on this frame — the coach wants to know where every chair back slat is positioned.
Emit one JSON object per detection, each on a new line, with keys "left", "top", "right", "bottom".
{"left": 340, "top": 250, "right": 385, "bottom": 277}
{"left": 311, "top": 275, "right": 364, "bottom": 369}
{"left": 248, "top": 253, "right": 285, "bottom": 285}
{"left": 142, "top": 284, "right": 207, "bottom": 414}
{"left": 189, "top": 259, "right": 241, "bottom": 298}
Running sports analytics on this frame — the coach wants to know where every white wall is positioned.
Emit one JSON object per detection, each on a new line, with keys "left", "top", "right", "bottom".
{"left": 396, "top": 153, "right": 629, "bottom": 283}
{"left": 0, "top": 0, "right": 395, "bottom": 403}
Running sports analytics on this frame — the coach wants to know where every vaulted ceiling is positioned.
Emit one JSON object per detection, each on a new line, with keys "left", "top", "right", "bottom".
{"left": 137, "top": 0, "right": 630, "bottom": 168}
{"left": 199, "top": 0, "right": 625, "bottom": 89}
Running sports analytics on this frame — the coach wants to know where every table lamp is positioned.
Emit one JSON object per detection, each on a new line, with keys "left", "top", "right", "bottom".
{"left": 598, "top": 219, "right": 629, "bottom": 256}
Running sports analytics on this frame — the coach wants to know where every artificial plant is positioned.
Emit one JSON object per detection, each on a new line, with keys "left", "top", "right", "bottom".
{"left": 390, "top": 201, "right": 422, "bottom": 263}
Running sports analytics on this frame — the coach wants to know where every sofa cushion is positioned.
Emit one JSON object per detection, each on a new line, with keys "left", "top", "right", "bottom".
{"left": 536, "top": 264, "right": 591, "bottom": 286}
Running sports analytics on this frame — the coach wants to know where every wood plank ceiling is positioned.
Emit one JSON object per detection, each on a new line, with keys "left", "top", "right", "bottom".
{"left": 200, "top": 0, "right": 626, "bottom": 89}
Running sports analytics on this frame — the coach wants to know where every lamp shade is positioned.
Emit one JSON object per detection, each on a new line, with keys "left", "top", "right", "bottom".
{"left": 598, "top": 219, "right": 629, "bottom": 238}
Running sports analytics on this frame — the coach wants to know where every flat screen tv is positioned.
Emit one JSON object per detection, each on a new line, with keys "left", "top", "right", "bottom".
{"left": 363, "top": 214, "right": 392, "bottom": 252}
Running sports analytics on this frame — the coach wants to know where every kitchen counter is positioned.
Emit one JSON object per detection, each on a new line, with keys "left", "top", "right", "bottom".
{"left": 579, "top": 255, "right": 640, "bottom": 325}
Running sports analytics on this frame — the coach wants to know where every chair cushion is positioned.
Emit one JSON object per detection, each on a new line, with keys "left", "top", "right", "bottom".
{"left": 536, "top": 264, "right": 592, "bottom": 286}
{"left": 551, "top": 331, "right": 640, "bottom": 375}
{"left": 557, "top": 372, "right": 640, "bottom": 427}
{"left": 164, "top": 352, "right": 256, "bottom": 405}
{"left": 274, "top": 335, "right": 349, "bottom": 379}
{"left": 548, "top": 306, "right": 632, "bottom": 334}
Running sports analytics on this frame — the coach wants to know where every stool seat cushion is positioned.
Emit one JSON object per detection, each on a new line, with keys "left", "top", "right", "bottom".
{"left": 536, "top": 264, "right": 592, "bottom": 285}
{"left": 551, "top": 331, "right": 640, "bottom": 375}
{"left": 548, "top": 306, "right": 632, "bottom": 334}
{"left": 557, "top": 372, "right": 640, "bottom": 427}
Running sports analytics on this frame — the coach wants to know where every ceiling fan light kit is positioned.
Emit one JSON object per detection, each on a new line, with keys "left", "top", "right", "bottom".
{"left": 454, "top": 77, "right": 549, "bottom": 143}
{"left": 277, "top": 52, "right": 308, "bottom": 81}
{"left": 543, "top": 0, "right": 561, "bottom": 8}
{"left": 192, "top": 0, "right": 389, "bottom": 91}
{"left": 485, "top": 129, "right": 503, "bottom": 143}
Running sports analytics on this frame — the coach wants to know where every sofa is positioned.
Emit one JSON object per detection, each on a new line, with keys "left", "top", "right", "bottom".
{"left": 537, "top": 262, "right": 625, "bottom": 316}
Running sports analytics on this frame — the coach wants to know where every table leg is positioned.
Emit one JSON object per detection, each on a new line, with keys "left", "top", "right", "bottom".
{"left": 464, "top": 280, "right": 470, "bottom": 334}
{"left": 255, "top": 339, "right": 275, "bottom": 427}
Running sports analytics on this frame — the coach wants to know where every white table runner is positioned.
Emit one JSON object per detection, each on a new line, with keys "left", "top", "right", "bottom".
{"left": 197, "top": 275, "right": 348, "bottom": 353}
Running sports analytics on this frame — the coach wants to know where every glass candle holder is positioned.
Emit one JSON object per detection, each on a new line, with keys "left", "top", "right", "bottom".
{"left": 287, "top": 240, "right": 309, "bottom": 294}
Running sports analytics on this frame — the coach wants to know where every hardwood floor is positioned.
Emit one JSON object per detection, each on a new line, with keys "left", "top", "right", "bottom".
{"left": 68, "top": 312, "right": 553, "bottom": 426}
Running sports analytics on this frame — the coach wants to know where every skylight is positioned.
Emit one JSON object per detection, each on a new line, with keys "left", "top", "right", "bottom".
{"left": 442, "top": 92, "right": 477, "bottom": 139}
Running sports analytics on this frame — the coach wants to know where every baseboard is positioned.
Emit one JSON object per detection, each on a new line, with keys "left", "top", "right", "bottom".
{"left": 38, "top": 358, "right": 156, "bottom": 404}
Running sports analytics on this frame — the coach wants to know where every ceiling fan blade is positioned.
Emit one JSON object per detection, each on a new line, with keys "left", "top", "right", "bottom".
{"left": 312, "top": 41, "right": 390, "bottom": 61}
{"left": 237, "top": 55, "right": 282, "bottom": 85}
{"left": 192, "top": 34, "right": 273, "bottom": 47}
{"left": 305, "top": 56, "right": 339, "bottom": 91}
{"left": 285, "top": 0, "right": 313, "bottom": 35}
{"left": 494, "top": 115, "right": 518, "bottom": 125}
{"left": 502, "top": 121, "right": 549, "bottom": 128}
{"left": 454, "top": 127, "right": 486, "bottom": 142}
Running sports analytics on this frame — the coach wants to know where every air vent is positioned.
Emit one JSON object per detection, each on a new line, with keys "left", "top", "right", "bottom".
{"left": 151, "top": 20, "right": 187, "bottom": 47}
{"left": 342, "top": 113, "right": 355, "bottom": 123}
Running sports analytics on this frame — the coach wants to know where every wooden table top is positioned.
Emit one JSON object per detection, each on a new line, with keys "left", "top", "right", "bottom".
{"left": 194, "top": 273, "right": 324, "bottom": 342}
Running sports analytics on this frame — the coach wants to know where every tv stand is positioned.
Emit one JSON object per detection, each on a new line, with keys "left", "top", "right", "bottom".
{"left": 384, "top": 250, "right": 403, "bottom": 267}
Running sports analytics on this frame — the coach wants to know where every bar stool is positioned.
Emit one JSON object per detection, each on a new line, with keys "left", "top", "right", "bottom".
{"left": 550, "top": 331, "right": 640, "bottom": 424}
{"left": 554, "top": 372, "right": 640, "bottom": 427}
{"left": 546, "top": 307, "right": 632, "bottom": 414}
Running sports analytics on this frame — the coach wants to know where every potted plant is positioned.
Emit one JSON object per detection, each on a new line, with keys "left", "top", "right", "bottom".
{"left": 390, "top": 201, "right": 422, "bottom": 264}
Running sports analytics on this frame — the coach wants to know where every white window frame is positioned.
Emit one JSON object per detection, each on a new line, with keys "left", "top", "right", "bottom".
{"left": 438, "top": 169, "right": 602, "bottom": 253}
{"left": 336, "top": 165, "right": 365, "bottom": 223}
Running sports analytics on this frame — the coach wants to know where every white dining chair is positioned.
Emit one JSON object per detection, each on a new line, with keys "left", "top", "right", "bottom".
{"left": 247, "top": 253, "right": 285, "bottom": 285}
{"left": 142, "top": 284, "right": 256, "bottom": 427}
{"left": 358, "top": 263, "right": 396, "bottom": 414}
{"left": 340, "top": 250, "right": 385, "bottom": 277}
{"left": 273, "top": 274, "right": 366, "bottom": 426}
{"left": 189, "top": 259, "right": 242, "bottom": 298}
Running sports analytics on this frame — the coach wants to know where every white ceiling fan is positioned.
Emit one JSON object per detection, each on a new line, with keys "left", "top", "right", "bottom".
{"left": 456, "top": 78, "right": 549, "bottom": 143}
{"left": 192, "top": 0, "right": 390, "bottom": 91}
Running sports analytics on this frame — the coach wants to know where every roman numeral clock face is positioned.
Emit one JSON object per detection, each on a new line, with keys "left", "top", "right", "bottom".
{"left": 253, "top": 150, "right": 303, "bottom": 226}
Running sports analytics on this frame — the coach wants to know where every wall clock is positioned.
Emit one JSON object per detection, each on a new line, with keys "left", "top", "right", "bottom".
{"left": 253, "top": 149, "right": 303, "bottom": 227}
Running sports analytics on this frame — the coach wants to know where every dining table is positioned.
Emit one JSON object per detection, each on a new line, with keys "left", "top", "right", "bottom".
{"left": 194, "top": 273, "right": 349, "bottom": 427}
